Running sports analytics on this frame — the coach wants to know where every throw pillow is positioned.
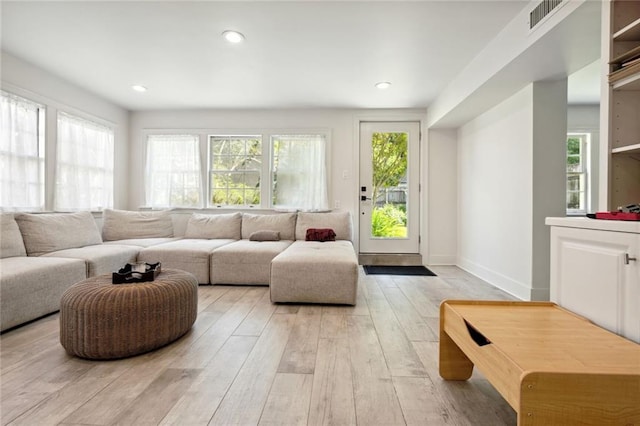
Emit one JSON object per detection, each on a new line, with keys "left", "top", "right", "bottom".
{"left": 184, "top": 212, "right": 242, "bottom": 239}
{"left": 16, "top": 211, "right": 103, "bottom": 256}
{"left": 295, "top": 211, "right": 352, "bottom": 241}
{"left": 249, "top": 230, "right": 281, "bottom": 241}
{"left": 102, "top": 209, "right": 173, "bottom": 241}
{"left": 305, "top": 228, "right": 336, "bottom": 242}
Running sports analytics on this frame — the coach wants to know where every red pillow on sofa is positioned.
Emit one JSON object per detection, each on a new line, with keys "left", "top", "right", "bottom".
{"left": 305, "top": 228, "right": 336, "bottom": 242}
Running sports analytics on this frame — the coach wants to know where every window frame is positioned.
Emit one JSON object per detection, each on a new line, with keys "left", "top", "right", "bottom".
{"left": 55, "top": 111, "right": 115, "bottom": 211}
{"left": 566, "top": 132, "right": 590, "bottom": 215}
{"left": 207, "top": 134, "right": 264, "bottom": 208}
{"left": 200, "top": 129, "right": 331, "bottom": 210}
{"left": 0, "top": 90, "right": 46, "bottom": 211}
{"left": 145, "top": 133, "right": 203, "bottom": 208}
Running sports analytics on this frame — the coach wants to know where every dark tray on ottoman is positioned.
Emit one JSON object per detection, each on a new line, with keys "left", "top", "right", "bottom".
{"left": 112, "top": 262, "right": 161, "bottom": 284}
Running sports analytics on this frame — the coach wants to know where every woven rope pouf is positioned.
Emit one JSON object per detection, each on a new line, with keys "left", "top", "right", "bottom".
{"left": 60, "top": 269, "right": 198, "bottom": 360}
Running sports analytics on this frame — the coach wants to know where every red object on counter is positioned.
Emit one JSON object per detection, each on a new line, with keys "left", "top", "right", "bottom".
{"left": 595, "top": 211, "right": 640, "bottom": 221}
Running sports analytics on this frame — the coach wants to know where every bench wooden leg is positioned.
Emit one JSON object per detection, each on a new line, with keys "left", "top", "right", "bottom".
{"left": 439, "top": 330, "right": 474, "bottom": 380}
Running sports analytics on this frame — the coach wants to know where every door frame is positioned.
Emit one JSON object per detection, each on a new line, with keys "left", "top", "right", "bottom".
{"left": 352, "top": 113, "right": 426, "bottom": 259}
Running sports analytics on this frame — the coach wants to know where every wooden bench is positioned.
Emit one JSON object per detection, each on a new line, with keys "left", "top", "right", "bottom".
{"left": 439, "top": 300, "right": 640, "bottom": 425}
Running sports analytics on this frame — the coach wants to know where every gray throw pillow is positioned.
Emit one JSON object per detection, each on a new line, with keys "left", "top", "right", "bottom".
{"left": 249, "top": 230, "right": 281, "bottom": 241}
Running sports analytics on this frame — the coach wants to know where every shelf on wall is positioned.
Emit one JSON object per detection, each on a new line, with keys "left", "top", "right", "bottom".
{"left": 611, "top": 67, "right": 640, "bottom": 90}
{"left": 610, "top": 46, "right": 640, "bottom": 68}
{"left": 612, "top": 143, "right": 640, "bottom": 155}
{"left": 613, "top": 17, "right": 640, "bottom": 41}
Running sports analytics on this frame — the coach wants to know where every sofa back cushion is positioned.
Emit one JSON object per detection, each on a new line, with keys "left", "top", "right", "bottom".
{"left": 102, "top": 209, "right": 173, "bottom": 241}
{"left": 295, "top": 211, "right": 352, "bottom": 241}
{"left": 16, "top": 211, "right": 103, "bottom": 256}
{"left": 241, "top": 213, "right": 296, "bottom": 240}
{"left": 1, "top": 213, "right": 27, "bottom": 258}
{"left": 184, "top": 212, "right": 242, "bottom": 239}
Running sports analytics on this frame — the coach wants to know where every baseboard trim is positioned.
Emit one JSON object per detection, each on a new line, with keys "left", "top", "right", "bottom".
{"left": 457, "top": 257, "right": 531, "bottom": 301}
{"left": 425, "top": 254, "right": 456, "bottom": 265}
{"left": 358, "top": 253, "right": 423, "bottom": 266}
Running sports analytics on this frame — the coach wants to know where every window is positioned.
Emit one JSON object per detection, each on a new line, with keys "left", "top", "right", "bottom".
{"left": 208, "top": 135, "right": 262, "bottom": 206}
{"left": 55, "top": 112, "right": 114, "bottom": 210}
{"left": 205, "top": 132, "right": 329, "bottom": 210}
{"left": 567, "top": 133, "right": 589, "bottom": 214}
{"left": 146, "top": 135, "right": 201, "bottom": 208}
{"left": 0, "top": 91, "right": 45, "bottom": 211}
{"left": 272, "top": 134, "right": 328, "bottom": 211}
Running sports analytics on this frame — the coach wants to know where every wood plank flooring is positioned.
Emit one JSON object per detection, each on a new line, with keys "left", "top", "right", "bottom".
{"left": 0, "top": 266, "right": 517, "bottom": 425}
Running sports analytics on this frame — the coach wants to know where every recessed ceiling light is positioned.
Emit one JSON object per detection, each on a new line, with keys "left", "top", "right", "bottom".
{"left": 132, "top": 85, "right": 147, "bottom": 92}
{"left": 222, "top": 30, "right": 245, "bottom": 44}
{"left": 375, "top": 81, "right": 392, "bottom": 89}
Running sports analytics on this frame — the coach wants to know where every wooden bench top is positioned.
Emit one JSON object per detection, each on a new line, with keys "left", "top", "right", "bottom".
{"left": 444, "top": 300, "right": 640, "bottom": 375}
{"left": 440, "top": 300, "right": 640, "bottom": 424}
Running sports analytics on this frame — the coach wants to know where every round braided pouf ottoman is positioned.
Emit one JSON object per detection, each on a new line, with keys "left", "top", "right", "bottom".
{"left": 60, "top": 269, "right": 198, "bottom": 360}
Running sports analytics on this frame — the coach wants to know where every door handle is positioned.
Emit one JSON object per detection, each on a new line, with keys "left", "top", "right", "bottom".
{"left": 361, "top": 195, "right": 372, "bottom": 201}
{"left": 625, "top": 253, "right": 637, "bottom": 264}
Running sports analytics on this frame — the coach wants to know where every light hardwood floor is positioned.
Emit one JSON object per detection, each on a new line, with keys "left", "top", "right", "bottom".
{"left": 0, "top": 266, "right": 517, "bottom": 426}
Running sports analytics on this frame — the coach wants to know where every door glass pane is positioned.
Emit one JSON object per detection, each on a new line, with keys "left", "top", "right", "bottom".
{"left": 371, "top": 132, "right": 408, "bottom": 238}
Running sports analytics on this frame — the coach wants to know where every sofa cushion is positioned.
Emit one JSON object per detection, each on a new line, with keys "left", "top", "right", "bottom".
{"left": 270, "top": 240, "right": 358, "bottom": 305}
{"left": 1, "top": 256, "right": 87, "bottom": 331}
{"left": 210, "top": 239, "right": 292, "bottom": 285}
{"left": 42, "top": 244, "right": 139, "bottom": 277}
{"left": 295, "top": 211, "right": 352, "bottom": 241}
{"left": 102, "top": 237, "right": 180, "bottom": 248}
{"left": 102, "top": 209, "right": 173, "bottom": 241}
{"left": 138, "top": 239, "right": 235, "bottom": 284}
{"left": 16, "top": 211, "right": 102, "bottom": 256}
{"left": 184, "top": 212, "right": 242, "bottom": 239}
{"left": 241, "top": 213, "right": 296, "bottom": 240}
{"left": 1, "top": 213, "right": 27, "bottom": 258}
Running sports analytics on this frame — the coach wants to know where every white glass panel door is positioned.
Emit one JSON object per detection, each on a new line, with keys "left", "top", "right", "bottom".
{"left": 359, "top": 121, "right": 420, "bottom": 254}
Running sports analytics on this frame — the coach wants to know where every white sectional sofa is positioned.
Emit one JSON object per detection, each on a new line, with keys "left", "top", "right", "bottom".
{"left": 0, "top": 209, "right": 358, "bottom": 332}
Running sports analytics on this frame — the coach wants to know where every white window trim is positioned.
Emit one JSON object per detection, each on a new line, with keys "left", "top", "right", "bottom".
{"left": 145, "top": 134, "right": 203, "bottom": 208}
{"left": 2, "top": 82, "right": 117, "bottom": 212}
{"left": 55, "top": 111, "right": 115, "bottom": 211}
{"left": 143, "top": 128, "right": 330, "bottom": 210}
{"left": 207, "top": 134, "right": 264, "bottom": 208}
{"left": 0, "top": 90, "right": 46, "bottom": 211}
{"left": 566, "top": 132, "right": 590, "bottom": 215}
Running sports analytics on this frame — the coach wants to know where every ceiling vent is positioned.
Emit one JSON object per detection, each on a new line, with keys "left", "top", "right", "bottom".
{"left": 529, "top": 0, "right": 563, "bottom": 29}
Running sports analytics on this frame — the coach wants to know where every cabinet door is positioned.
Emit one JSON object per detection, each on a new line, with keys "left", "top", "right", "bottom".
{"left": 550, "top": 226, "right": 639, "bottom": 343}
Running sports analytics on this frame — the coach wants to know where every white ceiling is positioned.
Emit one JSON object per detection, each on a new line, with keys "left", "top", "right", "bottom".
{"left": 1, "top": 1, "right": 532, "bottom": 111}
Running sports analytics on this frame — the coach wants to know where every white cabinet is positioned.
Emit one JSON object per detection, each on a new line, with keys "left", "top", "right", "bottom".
{"left": 547, "top": 218, "right": 640, "bottom": 343}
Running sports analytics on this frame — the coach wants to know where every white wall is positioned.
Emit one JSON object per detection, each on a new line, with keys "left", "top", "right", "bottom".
{"left": 128, "top": 108, "right": 427, "bottom": 253}
{"left": 458, "top": 85, "right": 534, "bottom": 299}
{"left": 1, "top": 51, "right": 130, "bottom": 209}
{"left": 531, "top": 79, "right": 568, "bottom": 299}
{"left": 457, "top": 81, "right": 567, "bottom": 300}
{"left": 426, "top": 129, "right": 457, "bottom": 265}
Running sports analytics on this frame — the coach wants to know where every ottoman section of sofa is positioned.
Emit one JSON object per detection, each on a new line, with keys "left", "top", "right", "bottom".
{"left": 42, "top": 244, "right": 140, "bottom": 277}
{"left": 270, "top": 240, "right": 358, "bottom": 305}
{"left": 138, "top": 239, "right": 236, "bottom": 284}
{"left": 1, "top": 256, "right": 87, "bottom": 331}
{"left": 210, "top": 239, "right": 293, "bottom": 285}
